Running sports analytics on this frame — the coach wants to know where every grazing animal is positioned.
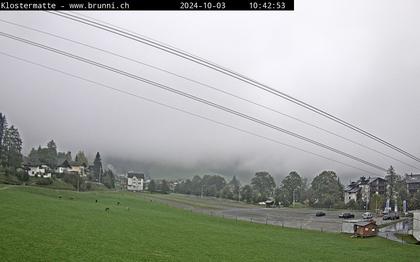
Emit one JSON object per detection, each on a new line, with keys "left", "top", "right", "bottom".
{"left": 117, "top": 201, "right": 120, "bottom": 205}
{"left": 95, "top": 199, "right": 98, "bottom": 203}
{"left": 105, "top": 207, "right": 110, "bottom": 212}
{"left": 58, "top": 195, "right": 62, "bottom": 199}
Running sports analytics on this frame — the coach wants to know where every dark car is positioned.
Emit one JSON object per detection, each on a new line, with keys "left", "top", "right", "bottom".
{"left": 383, "top": 212, "right": 400, "bottom": 220}
{"left": 316, "top": 211, "right": 326, "bottom": 217}
{"left": 339, "top": 212, "right": 355, "bottom": 219}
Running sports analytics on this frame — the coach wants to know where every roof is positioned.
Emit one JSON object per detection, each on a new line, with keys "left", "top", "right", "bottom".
{"left": 127, "top": 171, "right": 145, "bottom": 179}
{"left": 406, "top": 174, "right": 420, "bottom": 184}
{"left": 368, "top": 177, "right": 386, "bottom": 184}
{"left": 345, "top": 176, "right": 386, "bottom": 191}
{"left": 344, "top": 186, "right": 360, "bottom": 193}
{"left": 57, "top": 160, "right": 72, "bottom": 168}
{"left": 69, "top": 162, "right": 87, "bottom": 168}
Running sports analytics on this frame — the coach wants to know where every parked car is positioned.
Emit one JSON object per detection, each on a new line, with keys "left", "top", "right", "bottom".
{"left": 362, "top": 212, "right": 373, "bottom": 219}
{"left": 339, "top": 212, "right": 355, "bottom": 219}
{"left": 383, "top": 212, "right": 400, "bottom": 220}
{"left": 316, "top": 211, "right": 326, "bottom": 217}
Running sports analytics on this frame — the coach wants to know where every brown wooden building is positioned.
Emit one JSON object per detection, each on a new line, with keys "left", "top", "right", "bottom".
{"left": 353, "top": 221, "right": 378, "bottom": 237}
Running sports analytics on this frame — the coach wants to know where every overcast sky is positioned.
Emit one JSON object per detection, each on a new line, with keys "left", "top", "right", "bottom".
{"left": 1, "top": 0, "right": 420, "bottom": 183}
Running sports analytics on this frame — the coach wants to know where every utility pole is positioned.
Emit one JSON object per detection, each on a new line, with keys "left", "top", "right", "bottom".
{"left": 292, "top": 189, "right": 295, "bottom": 207}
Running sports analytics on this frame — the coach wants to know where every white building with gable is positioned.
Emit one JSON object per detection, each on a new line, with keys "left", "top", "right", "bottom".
{"left": 127, "top": 171, "right": 145, "bottom": 191}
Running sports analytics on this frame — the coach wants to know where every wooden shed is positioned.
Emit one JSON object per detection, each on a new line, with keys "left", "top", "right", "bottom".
{"left": 353, "top": 221, "right": 378, "bottom": 237}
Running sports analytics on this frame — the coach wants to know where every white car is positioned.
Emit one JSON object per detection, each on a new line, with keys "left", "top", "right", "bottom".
{"left": 362, "top": 212, "right": 373, "bottom": 219}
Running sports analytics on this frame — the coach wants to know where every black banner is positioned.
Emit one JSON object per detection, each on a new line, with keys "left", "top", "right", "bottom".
{"left": 0, "top": 0, "right": 294, "bottom": 11}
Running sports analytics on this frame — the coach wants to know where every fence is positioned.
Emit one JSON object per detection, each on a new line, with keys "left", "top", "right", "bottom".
{"left": 186, "top": 208, "right": 343, "bottom": 233}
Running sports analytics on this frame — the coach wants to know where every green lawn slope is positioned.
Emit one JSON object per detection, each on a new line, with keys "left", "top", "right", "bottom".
{"left": 0, "top": 186, "right": 418, "bottom": 261}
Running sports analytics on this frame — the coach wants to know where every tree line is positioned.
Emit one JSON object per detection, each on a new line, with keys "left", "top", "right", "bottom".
{"left": 0, "top": 113, "right": 115, "bottom": 190}
{"left": 171, "top": 167, "right": 420, "bottom": 210}
{"left": 172, "top": 171, "right": 344, "bottom": 208}
{"left": 174, "top": 174, "right": 240, "bottom": 200}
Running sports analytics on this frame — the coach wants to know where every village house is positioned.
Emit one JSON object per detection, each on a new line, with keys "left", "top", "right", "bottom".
{"left": 67, "top": 163, "right": 87, "bottom": 177}
{"left": 56, "top": 160, "right": 87, "bottom": 176}
{"left": 26, "top": 164, "right": 52, "bottom": 178}
{"left": 56, "top": 160, "right": 72, "bottom": 174}
{"left": 405, "top": 174, "right": 420, "bottom": 194}
{"left": 127, "top": 171, "right": 144, "bottom": 192}
{"left": 344, "top": 182, "right": 360, "bottom": 204}
{"left": 368, "top": 177, "right": 387, "bottom": 195}
{"left": 344, "top": 176, "right": 387, "bottom": 205}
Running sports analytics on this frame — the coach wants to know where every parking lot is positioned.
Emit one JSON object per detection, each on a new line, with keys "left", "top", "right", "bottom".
{"left": 143, "top": 193, "right": 372, "bottom": 232}
{"left": 216, "top": 207, "right": 368, "bottom": 232}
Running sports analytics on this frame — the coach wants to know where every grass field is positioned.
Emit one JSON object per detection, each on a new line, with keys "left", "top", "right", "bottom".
{"left": 142, "top": 192, "right": 252, "bottom": 210}
{"left": 0, "top": 186, "right": 419, "bottom": 261}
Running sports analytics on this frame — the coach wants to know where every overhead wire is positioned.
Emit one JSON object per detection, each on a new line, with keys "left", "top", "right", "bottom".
{"left": 0, "top": 31, "right": 388, "bottom": 172}
{"left": 0, "top": 50, "right": 383, "bottom": 177}
{"left": 1, "top": 18, "right": 417, "bottom": 171}
{"left": 46, "top": 11, "right": 420, "bottom": 164}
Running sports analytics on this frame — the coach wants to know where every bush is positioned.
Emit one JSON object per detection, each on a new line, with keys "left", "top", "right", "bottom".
{"left": 16, "top": 169, "right": 29, "bottom": 183}
{"left": 36, "top": 178, "right": 53, "bottom": 185}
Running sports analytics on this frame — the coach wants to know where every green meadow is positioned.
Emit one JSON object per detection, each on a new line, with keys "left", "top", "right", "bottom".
{"left": 0, "top": 186, "right": 418, "bottom": 261}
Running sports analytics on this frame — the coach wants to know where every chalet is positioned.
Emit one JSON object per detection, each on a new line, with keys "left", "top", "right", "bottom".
{"left": 344, "top": 176, "right": 387, "bottom": 205}
{"left": 56, "top": 160, "right": 87, "bottom": 176}
{"left": 406, "top": 174, "right": 420, "bottom": 194}
{"left": 26, "top": 164, "right": 52, "bottom": 178}
{"left": 368, "top": 177, "right": 387, "bottom": 195}
{"left": 68, "top": 163, "right": 87, "bottom": 177}
{"left": 127, "top": 171, "right": 145, "bottom": 191}
{"left": 353, "top": 221, "right": 378, "bottom": 237}
{"left": 56, "top": 160, "right": 72, "bottom": 174}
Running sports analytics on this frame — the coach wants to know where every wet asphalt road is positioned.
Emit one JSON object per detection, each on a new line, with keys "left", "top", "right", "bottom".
{"left": 142, "top": 193, "right": 404, "bottom": 233}
{"left": 215, "top": 207, "right": 366, "bottom": 232}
